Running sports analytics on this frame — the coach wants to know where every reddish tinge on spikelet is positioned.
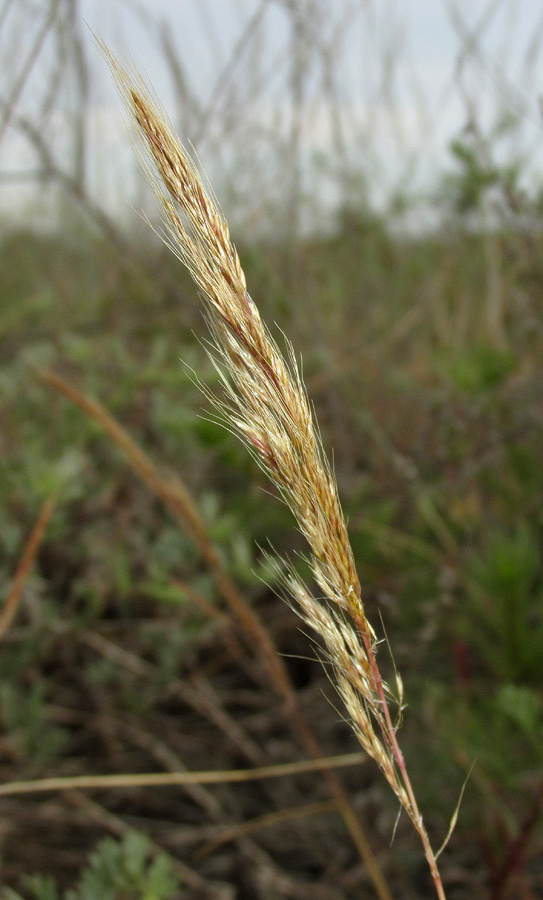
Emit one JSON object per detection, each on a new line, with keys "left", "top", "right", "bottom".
{"left": 103, "top": 43, "right": 406, "bottom": 807}
{"left": 101, "top": 44, "right": 448, "bottom": 899}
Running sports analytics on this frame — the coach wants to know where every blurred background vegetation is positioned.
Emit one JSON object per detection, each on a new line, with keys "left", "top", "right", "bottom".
{"left": 1, "top": 1, "right": 543, "bottom": 898}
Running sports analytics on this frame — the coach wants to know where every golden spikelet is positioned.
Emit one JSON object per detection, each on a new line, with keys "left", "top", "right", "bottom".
{"left": 101, "top": 44, "right": 448, "bottom": 899}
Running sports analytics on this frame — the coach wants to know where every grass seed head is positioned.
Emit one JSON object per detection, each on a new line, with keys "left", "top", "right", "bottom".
{"left": 102, "top": 41, "right": 418, "bottom": 835}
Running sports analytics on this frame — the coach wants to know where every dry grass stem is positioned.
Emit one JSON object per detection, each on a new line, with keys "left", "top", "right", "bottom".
{"left": 101, "top": 46, "right": 448, "bottom": 900}
{"left": 195, "top": 799, "right": 338, "bottom": 861}
{"left": 0, "top": 493, "right": 57, "bottom": 640}
{"left": 0, "top": 751, "right": 366, "bottom": 797}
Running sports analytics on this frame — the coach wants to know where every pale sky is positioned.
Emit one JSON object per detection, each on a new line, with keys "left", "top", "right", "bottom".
{"left": 2, "top": 0, "right": 543, "bottom": 232}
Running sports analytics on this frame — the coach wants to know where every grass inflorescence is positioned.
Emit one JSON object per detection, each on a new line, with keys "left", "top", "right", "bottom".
{"left": 101, "top": 45, "right": 448, "bottom": 898}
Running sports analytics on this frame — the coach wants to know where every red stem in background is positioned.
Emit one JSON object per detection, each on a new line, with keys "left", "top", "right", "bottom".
{"left": 489, "top": 783, "right": 543, "bottom": 900}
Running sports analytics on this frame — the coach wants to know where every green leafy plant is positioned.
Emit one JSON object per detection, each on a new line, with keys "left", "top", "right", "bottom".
{"left": 466, "top": 525, "right": 543, "bottom": 683}
{"left": 0, "top": 680, "right": 69, "bottom": 767}
{"left": 2, "top": 831, "right": 180, "bottom": 900}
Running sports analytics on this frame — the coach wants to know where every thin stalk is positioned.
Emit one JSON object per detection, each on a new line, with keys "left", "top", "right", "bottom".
{"left": 360, "top": 623, "right": 447, "bottom": 900}
{"left": 0, "top": 493, "right": 57, "bottom": 640}
{"left": 0, "top": 751, "right": 366, "bottom": 797}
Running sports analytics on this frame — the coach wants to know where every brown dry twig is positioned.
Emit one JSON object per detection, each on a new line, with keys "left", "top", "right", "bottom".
{"left": 195, "top": 798, "right": 338, "bottom": 861}
{"left": 0, "top": 0, "right": 60, "bottom": 146}
{"left": 0, "top": 751, "right": 365, "bottom": 797}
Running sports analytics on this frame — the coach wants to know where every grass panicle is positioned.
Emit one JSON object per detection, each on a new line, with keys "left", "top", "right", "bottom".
{"left": 101, "top": 44, "right": 448, "bottom": 900}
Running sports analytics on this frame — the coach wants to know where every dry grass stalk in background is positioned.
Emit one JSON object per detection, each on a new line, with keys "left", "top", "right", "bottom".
{"left": 0, "top": 751, "right": 365, "bottom": 798}
{"left": 0, "top": 494, "right": 57, "bottom": 641}
{"left": 102, "top": 46, "right": 449, "bottom": 900}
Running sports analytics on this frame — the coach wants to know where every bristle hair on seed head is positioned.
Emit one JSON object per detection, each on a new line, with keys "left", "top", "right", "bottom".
{"left": 102, "top": 42, "right": 393, "bottom": 780}
{"left": 101, "top": 51, "right": 449, "bottom": 893}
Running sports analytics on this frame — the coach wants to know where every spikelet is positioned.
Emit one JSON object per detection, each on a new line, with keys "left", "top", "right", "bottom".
{"left": 101, "top": 45, "right": 448, "bottom": 899}
{"left": 101, "top": 43, "right": 406, "bottom": 808}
